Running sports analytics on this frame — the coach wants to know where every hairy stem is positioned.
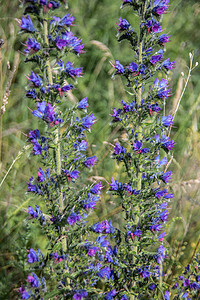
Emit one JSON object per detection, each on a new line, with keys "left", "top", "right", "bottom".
{"left": 43, "top": 19, "right": 66, "bottom": 252}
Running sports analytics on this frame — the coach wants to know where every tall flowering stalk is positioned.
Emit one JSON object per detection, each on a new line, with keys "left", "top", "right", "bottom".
{"left": 18, "top": 1, "right": 102, "bottom": 299}
{"left": 18, "top": 0, "right": 200, "bottom": 299}
{"left": 103, "top": 0, "right": 200, "bottom": 299}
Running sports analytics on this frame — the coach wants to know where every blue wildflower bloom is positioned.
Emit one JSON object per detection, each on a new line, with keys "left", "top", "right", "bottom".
{"left": 27, "top": 71, "right": 42, "bottom": 87}
{"left": 146, "top": 18, "right": 162, "bottom": 33}
{"left": 27, "top": 273, "right": 41, "bottom": 288}
{"left": 26, "top": 89, "right": 37, "bottom": 99}
{"left": 117, "top": 18, "right": 130, "bottom": 31}
{"left": 161, "top": 115, "right": 173, "bottom": 127}
{"left": 82, "top": 194, "right": 99, "bottom": 211}
{"left": 96, "top": 235, "right": 110, "bottom": 247}
{"left": 74, "top": 140, "right": 88, "bottom": 152}
{"left": 58, "top": 60, "right": 83, "bottom": 78}
{"left": 92, "top": 220, "right": 114, "bottom": 234}
{"left": 98, "top": 266, "right": 113, "bottom": 280}
{"left": 61, "top": 84, "right": 74, "bottom": 92}
{"left": 48, "top": 1, "right": 60, "bottom": 9}
{"left": 162, "top": 58, "right": 175, "bottom": 70}
{"left": 153, "top": 0, "right": 169, "bottom": 16}
{"left": 138, "top": 266, "right": 151, "bottom": 279}
{"left": 27, "top": 248, "right": 40, "bottom": 263}
{"left": 150, "top": 54, "right": 163, "bottom": 65}
{"left": 84, "top": 156, "right": 97, "bottom": 167}
{"left": 112, "top": 108, "right": 122, "bottom": 122}
{"left": 148, "top": 284, "right": 156, "bottom": 291}
{"left": 127, "top": 62, "right": 138, "bottom": 73}
{"left": 19, "top": 286, "right": 31, "bottom": 299}
{"left": 105, "top": 289, "right": 117, "bottom": 300}
{"left": 110, "top": 178, "right": 124, "bottom": 191}
{"left": 40, "top": 0, "right": 47, "bottom": 4}
{"left": 113, "top": 60, "right": 125, "bottom": 74}
{"left": 81, "top": 114, "right": 95, "bottom": 129}
{"left": 24, "top": 38, "right": 40, "bottom": 54}
{"left": 67, "top": 212, "right": 82, "bottom": 225}
{"left": 73, "top": 290, "right": 88, "bottom": 300}
{"left": 159, "top": 171, "right": 172, "bottom": 183}
{"left": 158, "top": 34, "right": 171, "bottom": 45}
{"left": 28, "top": 206, "right": 38, "bottom": 218}
{"left": 90, "top": 182, "right": 103, "bottom": 194}
{"left": 20, "top": 15, "right": 36, "bottom": 32}
{"left": 87, "top": 246, "right": 99, "bottom": 257}
{"left": 64, "top": 169, "right": 80, "bottom": 180}
{"left": 164, "top": 291, "right": 170, "bottom": 300}
{"left": 114, "top": 143, "right": 126, "bottom": 155}
{"left": 56, "top": 31, "right": 84, "bottom": 54}
{"left": 78, "top": 97, "right": 88, "bottom": 109}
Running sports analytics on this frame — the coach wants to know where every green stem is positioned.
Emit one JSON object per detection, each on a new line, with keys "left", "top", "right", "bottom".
{"left": 43, "top": 19, "right": 66, "bottom": 252}
{"left": 137, "top": 41, "right": 143, "bottom": 191}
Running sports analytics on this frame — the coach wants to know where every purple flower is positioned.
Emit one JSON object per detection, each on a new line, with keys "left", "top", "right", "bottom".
{"left": 88, "top": 246, "right": 99, "bottom": 257}
{"left": 98, "top": 266, "right": 113, "bottom": 279}
{"left": 158, "top": 34, "right": 171, "bottom": 45}
{"left": 51, "top": 14, "right": 75, "bottom": 27}
{"left": 28, "top": 206, "right": 38, "bottom": 218}
{"left": 96, "top": 236, "right": 110, "bottom": 247}
{"left": 61, "top": 84, "right": 74, "bottom": 92}
{"left": 153, "top": 0, "right": 169, "bottom": 16}
{"left": 26, "top": 89, "right": 37, "bottom": 99}
{"left": 127, "top": 62, "right": 138, "bottom": 73}
{"left": 146, "top": 18, "right": 162, "bottom": 33}
{"left": 164, "top": 291, "right": 170, "bottom": 300}
{"left": 156, "top": 245, "right": 167, "bottom": 263}
{"left": 110, "top": 178, "right": 124, "bottom": 191}
{"left": 161, "top": 115, "right": 173, "bottom": 127}
{"left": 150, "top": 54, "right": 163, "bottom": 65}
{"left": 114, "top": 143, "right": 126, "bottom": 155}
{"left": 67, "top": 212, "right": 82, "bottom": 225}
{"left": 159, "top": 134, "right": 175, "bottom": 151}
{"left": 90, "top": 182, "right": 103, "bottom": 194}
{"left": 27, "top": 273, "right": 41, "bottom": 288}
{"left": 74, "top": 140, "right": 88, "bottom": 152}
{"left": 138, "top": 266, "right": 151, "bottom": 279}
{"left": 159, "top": 171, "right": 172, "bottom": 183}
{"left": 78, "top": 97, "right": 88, "bottom": 109}
{"left": 27, "top": 72, "right": 42, "bottom": 87}
{"left": 24, "top": 38, "right": 40, "bottom": 54}
{"left": 73, "top": 290, "right": 87, "bottom": 300}
{"left": 64, "top": 169, "right": 80, "bottom": 180}
{"left": 59, "top": 61, "right": 83, "bottom": 78}
{"left": 82, "top": 194, "right": 99, "bottom": 211}
{"left": 105, "top": 289, "right": 117, "bottom": 300}
{"left": 28, "top": 129, "right": 46, "bottom": 155}
{"left": 48, "top": 1, "right": 60, "bottom": 9}
{"left": 56, "top": 31, "right": 84, "bottom": 54}
{"left": 81, "top": 114, "right": 95, "bottom": 129}
{"left": 20, "top": 15, "right": 36, "bottom": 32}
{"left": 113, "top": 60, "right": 125, "bottom": 74}
{"left": 154, "top": 77, "right": 171, "bottom": 99}
{"left": 84, "top": 156, "right": 97, "bottom": 167}
{"left": 148, "top": 284, "right": 156, "bottom": 291}
{"left": 92, "top": 220, "right": 114, "bottom": 234}
{"left": 112, "top": 108, "right": 122, "bottom": 122}
{"left": 27, "top": 248, "right": 40, "bottom": 263}
{"left": 162, "top": 58, "right": 175, "bottom": 70}
{"left": 19, "top": 286, "right": 30, "bottom": 299}
{"left": 32, "top": 101, "right": 58, "bottom": 124}
{"left": 117, "top": 18, "right": 130, "bottom": 31}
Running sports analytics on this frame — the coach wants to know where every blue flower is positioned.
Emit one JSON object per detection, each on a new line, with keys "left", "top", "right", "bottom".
{"left": 113, "top": 60, "right": 125, "bottom": 74}
{"left": 20, "top": 15, "right": 36, "bottom": 32}
{"left": 27, "top": 71, "right": 42, "bottom": 87}
{"left": 78, "top": 97, "right": 88, "bottom": 109}
{"left": 90, "top": 182, "right": 103, "bottom": 194}
{"left": 150, "top": 54, "right": 163, "bottom": 65}
{"left": 27, "top": 273, "right": 41, "bottom": 288}
{"left": 27, "top": 248, "right": 40, "bottom": 263}
{"left": 117, "top": 18, "right": 130, "bottom": 31}
{"left": 73, "top": 290, "right": 87, "bottom": 300}
{"left": 67, "top": 212, "right": 82, "bottom": 225}
{"left": 161, "top": 115, "right": 173, "bottom": 127}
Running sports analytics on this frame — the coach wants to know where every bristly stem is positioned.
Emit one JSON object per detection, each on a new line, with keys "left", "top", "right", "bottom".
{"left": 43, "top": 19, "right": 66, "bottom": 252}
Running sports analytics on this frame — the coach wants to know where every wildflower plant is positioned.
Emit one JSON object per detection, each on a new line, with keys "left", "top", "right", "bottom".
{"left": 18, "top": 0, "right": 103, "bottom": 299}
{"left": 18, "top": 0, "right": 200, "bottom": 299}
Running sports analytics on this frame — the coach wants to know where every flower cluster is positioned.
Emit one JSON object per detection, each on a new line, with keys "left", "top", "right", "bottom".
{"left": 18, "top": 1, "right": 108, "bottom": 299}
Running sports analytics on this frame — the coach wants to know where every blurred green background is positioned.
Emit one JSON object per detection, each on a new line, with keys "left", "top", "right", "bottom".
{"left": 0, "top": 0, "right": 200, "bottom": 297}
